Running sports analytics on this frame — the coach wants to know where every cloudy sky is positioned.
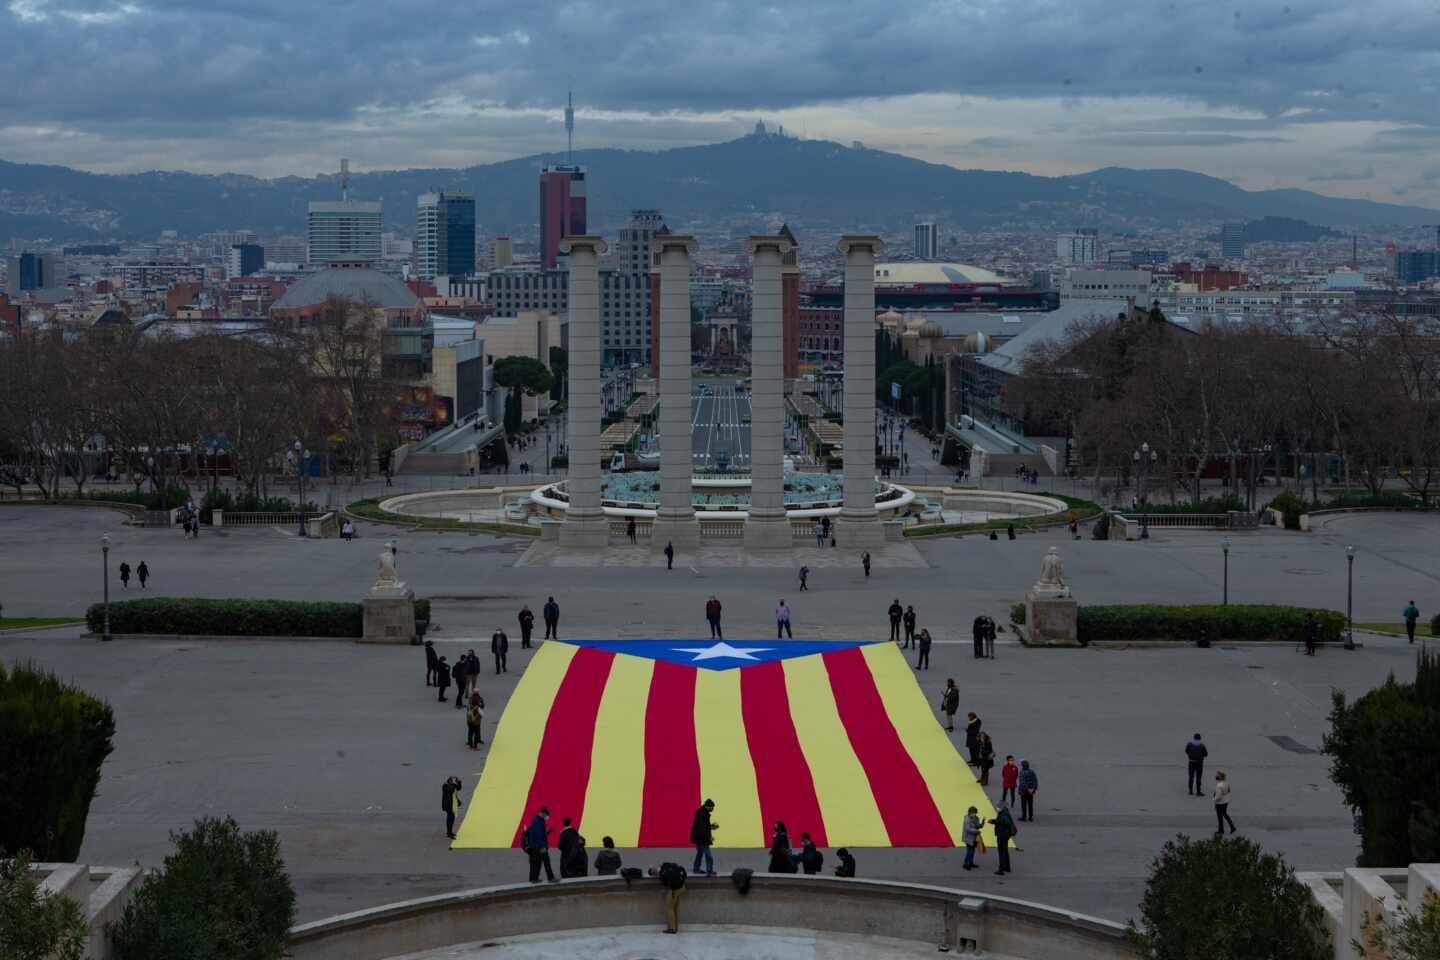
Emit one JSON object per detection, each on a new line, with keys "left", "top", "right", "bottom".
{"left": 3, "top": 0, "right": 1439, "bottom": 206}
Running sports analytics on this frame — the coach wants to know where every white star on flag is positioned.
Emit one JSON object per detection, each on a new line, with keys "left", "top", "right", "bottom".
{"left": 673, "top": 642, "right": 775, "bottom": 662}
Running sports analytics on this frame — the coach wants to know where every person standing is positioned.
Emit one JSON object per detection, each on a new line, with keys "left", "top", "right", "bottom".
{"left": 1214, "top": 770, "right": 1237, "bottom": 835}
{"left": 524, "top": 807, "right": 557, "bottom": 883}
{"left": 776, "top": 599, "right": 793, "bottom": 639}
{"left": 768, "top": 822, "right": 797, "bottom": 873}
{"left": 465, "top": 647, "right": 480, "bottom": 696}
{"left": 961, "top": 806, "right": 983, "bottom": 871}
{"left": 518, "top": 605, "right": 535, "bottom": 649}
{"left": 557, "top": 817, "right": 583, "bottom": 877}
{"left": 1186, "top": 732, "right": 1208, "bottom": 796}
{"left": 797, "top": 833, "right": 823, "bottom": 874}
{"left": 626, "top": 516, "right": 637, "bottom": 544}
{"left": 1403, "top": 601, "right": 1421, "bottom": 643}
{"left": 466, "top": 694, "right": 484, "bottom": 749}
{"left": 888, "top": 599, "right": 903, "bottom": 642}
{"left": 690, "top": 798, "right": 717, "bottom": 876}
{"left": 119, "top": 561, "right": 131, "bottom": 589}
{"left": 815, "top": 521, "right": 825, "bottom": 548}
{"left": 451, "top": 657, "right": 468, "bottom": 708}
{"left": 491, "top": 628, "right": 509, "bottom": 674}
{"left": 705, "top": 596, "right": 723, "bottom": 639}
{"left": 1001, "top": 755, "right": 1019, "bottom": 808}
{"left": 798, "top": 565, "right": 809, "bottom": 591}
{"left": 594, "top": 837, "right": 622, "bottom": 876}
{"left": 990, "top": 803, "right": 1017, "bottom": 876}
{"left": 1018, "top": 760, "right": 1038, "bottom": 821}
{"left": 442, "top": 776, "right": 463, "bottom": 840}
{"left": 664, "top": 541, "right": 675, "bottom": 570}
{"left": 436, "top": 656, "right": 450, "bottom": 703}
{"left": 543, "top": 597, "right": 559, "bottom": 640}
{"left": 424, "top": 639, "right": 439, "bottom": 686}
{"left": 965, "top": 712, "right": 982, "bottom": 765}
{"left": 916, "top": 628, "right": 932, "bottom": 670}
{"left": 653, "top": 862, "right": 687, "bottom": 934}
{"left": 1303, "top": 611, "right": 1320, "bottom": 656}
{"left": 977, "top": 732, "right": 996, "bottom": 786}
{"left": 862, "top": 551, "right": 871, "bottom": 578}
{"left": 940, "top": 678, "right": 959, "bottom": 731}
{"left": 136, "top": 560, "right": 149, "bottom": 589}
{"left": 902, "top": 605, "right": 917, "bottom": 648}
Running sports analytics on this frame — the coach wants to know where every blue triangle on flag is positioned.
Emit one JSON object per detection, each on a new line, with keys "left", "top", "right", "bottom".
{"left": 553, "top": 638, "right": 880, "bottom": 671}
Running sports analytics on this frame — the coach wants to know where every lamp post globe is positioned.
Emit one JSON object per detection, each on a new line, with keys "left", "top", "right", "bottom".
{"left": 1345, "top": 545, "right": 1356, "bottom": 650}
{"left": 100, "top": 534, "right": 112, "bottom": 642}
{"left": 1221, "top": 536, "right": 1231, "bottom": 606}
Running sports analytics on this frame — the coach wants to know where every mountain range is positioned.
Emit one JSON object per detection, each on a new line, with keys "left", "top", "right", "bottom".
{"left": 1, "top": 134, "right": 1436, "bottom": 243}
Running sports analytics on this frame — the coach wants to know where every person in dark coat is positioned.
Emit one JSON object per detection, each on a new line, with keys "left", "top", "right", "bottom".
{"left": 518, "top": 605, "right": 535, "bottom": 649}
{"left": 902, "top": 605, "right": 917, "bottom": 647}
{"left": 977, "top": 732, "right": 996, "bottom": 785}
{"left": 442, "top": 776, "right": 463, "bottom": 840}
{"left": 862, "top": 551, "right": 871, "bottom": 577}
{"left": 424, "top": 640, "right": 438, "bottom": 686}
{"left": 436, "top": 656, "right": 451, "bottom": 703}
{"left": 1018, "top": 760, "right": 1039, "bottom": 821}
{"left": 466, "top": 694, "right": 484, "bottom": 749}
{"left": 524, "top": 807, "right": 557, "bottom": 883}
{"left": 705, "top": 596, "right": 723, "bottom": 639}
{"left": 543, "top": 597, "right": 559, "bottom": 639}
{"left": 940, "top": 679, "right": 959, "bottom": 731}
{"left": 990, "top": 804, "right": 1017, "bottom": 875}
{"left": 834, "top": 848, "right": 856, "bottom": 878}
{"left": 559, "top": 818, "right": 588, "bottom": 878}
{"left": 451, "top": 657, "right": 468, "bottom": 707}
{"left": 690, "top": 799, "right": 717, "bottom": 876}
{"left": 888, "top": 599, "right": 903, "bottom": 641}
{"left": 465, "top": 647, "right": 480, "bottom": 695}
{"left": 965, "top": 712, "right": 982, "bottom": 765}
{"left": 768, "top": 822, "right": 796, "bottom": 873}
{"left": 917, "top": 628, "right": 932, "bottom": 670}
{"left": 797, "top": 833, "right": 823, "bottom": 874}
{"left": 972, "top": 616, "right": 988, "bottom": 659}
{"left": 594, "top": 836, "right": 622, "bottom": 875}
{"left": 1186, "top": 732, "right": 1208, "bottom": 796}
{"left": 664, "top": 541, "right": 675, "bottom": 570}
{"left": 491, "top": 629, "right": 509, "bottom": 674}
{"left": 136, "top": 561, "right": 149, "bottom": 589}
{"left": 1303, "top": 611, "right": 1320, "bottom": 656}
{"left": 119, "top": 561, "right": 131, "bottom": 588}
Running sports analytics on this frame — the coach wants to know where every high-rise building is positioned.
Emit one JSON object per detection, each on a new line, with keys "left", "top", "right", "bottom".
{"left": 1221, "top": 223, "right": 1246, "bottom": 259}
{"left": 225, "top": 243, "right": 264, "bottom": 279}
{"left": 484, "top": 237, "right": 514, "bottom": 271}
{"left": 616, "top": 210, "right": 665, "bottom": 274}
{"left": 914, "top": 222, "right": 940, "bottom": 260}
{"left": 307, "top": 201, "right": 382, "bottom": 265}
{"left": 538, "top": 164, "right": 587, "bottom": 269}
{"left": 1056, "top": 230, "right": 1099, "bottom": 264}
{"left": 1395, "top": 250, "right": 1440, "bottom": 285}
{"left": 4, "top": 252, "right": 58, "bottom": 296}
{"left": 415, "top": 192, "right": 477, "bottom": 280}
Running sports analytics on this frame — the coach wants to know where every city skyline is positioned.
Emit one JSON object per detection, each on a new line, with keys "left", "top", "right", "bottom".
{"left": 1, "top": 1, "right": 1438, "bottom": 206}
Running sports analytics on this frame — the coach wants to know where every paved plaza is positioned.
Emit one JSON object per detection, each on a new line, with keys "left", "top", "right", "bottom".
{"left": 0, "top": 504, "right": 1433, "bottom": 925}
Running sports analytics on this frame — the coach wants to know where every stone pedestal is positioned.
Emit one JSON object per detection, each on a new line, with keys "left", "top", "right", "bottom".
{"left": 362, "top": 583, "right": 416, "bottom": 644}
{"left": 1023, "top": 590, "right": 1079, "bottom": 646}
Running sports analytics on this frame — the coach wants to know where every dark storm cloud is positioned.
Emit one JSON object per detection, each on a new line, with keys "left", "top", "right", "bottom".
{"left": 1080, "top": 133, "right": 1293, "bottom": 147}
{"left": 1307, "top": 167, "right": 1376, "bottom": 182}
{"left": 3, "top": 0, "right": 1439, "bottom": 135}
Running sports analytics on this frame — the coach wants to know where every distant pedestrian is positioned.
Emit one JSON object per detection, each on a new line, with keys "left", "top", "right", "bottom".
{"left": 119, "top": 561, "right": 131, "bottom": 589}
{"left": 559, "top": 818, "right": 588, "bottom": 878}
{"left": 1186, "top": 732, "right": 1208, "bottom": 796}
{"left": 1403, "top": 601, "right": 1421, "bottom": 643}
{"left": 491, "top": 629, "right": 509, "bottom": 674}
{"left": 136, "top": 561, "right": 149, "bottom": 589}
{"left": 961, "top": 806, "right": 983, "bottom": 870}
{"left": 705, "top": 595, "right": 723, "bottom": 639}
{"left": 524, "top": 807, "right": 557, "bottom": 883}
{"left": 384, "top": 469, "right": 393, "bottom": 487}
{"left": 543, "top": 596, "right": 559, "bottom": 639}
{"left": 518, "top": 605, "right": 535, "bottom": 649}
{"left": 466, "top": 647, "right": 480, "bottom": 693}
{"left": 862, "top": 551, "right": 871, "bottom": 577}
{"left": 1214, "top": 770, "right": 1236, "bottom": 835}
{"left": 940, "top": 678, "right": 959, "bottom": 731}
{"left": 797, "top": 832, "right": 823, "bottom": 874}
{"left": 664, "top": 541, "right": 675, "bottom": 570}
{"left": 1018, "top": 760, "right": 1038, "bottom": 821}
{"left": 834, "top": 848, "right": 856, "bottom": 878}
{"left": 452, "top": 657, "right": 468, "bottom": 708}
{"left": 798, "top": 565, "right": 809, "bottom": 591}
{"left": 903, "top": 605, "right": 917, "bottom": 647}
{"left": 888, "top": 599, "right": 903, "bottom": 642}
{"left": 776, "top": 599, "right": 793, "bottom": 639}
{"left": 442, "top": 775, "right": 463, "bottom": 840}
{"left": 965, "top": 712, "right": 982, "bottom": 765}
{"left": 978, "top": 732, "right": 995, "bottom": 785}
{"left": 1006, "top": 523, "right": 1015, "bottom": 541}
{"left": 972, "top": 616, "right": 990, "bottom": 659}
{"left": 594, "top": 836, "right": 622, "bottom": 876}
{"left": 768, "top": 821, "right": 797, "bottom": 873}
{"left": 821, "top": 516, "right": 831, "bottom": 543}
{"left": 916, "top": 628, "right": 932, "bottom": 670}
{"left": 651, "top": 862, "right": 687, "bottom": 934}
{"left": 436, "top": 656, "right": 450, "bottom": 703}
{"left": 627, "top": 516, "right": 637, "bottom": 544}
{"left": 690, "top": 798, "right": 717, "bottom": 876}
{"left": 1001, "top": 755, "right": 1019, "bottom": 807}
{"left": 466, "top": 694, "right": 484, "bottom": 749}
{"left": 815, "top": 522, "right": 825, "bottom": 548}
{"left": 990, "top": 803, "right": 1017, "bottom": 875}
{"left": 1303, "top": 611, "right": 1320, "bottom": 656}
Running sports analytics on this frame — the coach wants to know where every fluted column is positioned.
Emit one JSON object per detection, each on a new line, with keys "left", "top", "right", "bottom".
{"left": 745, "top": 235, "right": 792, "bottom": 550}
{"left": 837, "top": 235, "right": 885, "bottom": 548}
{"left": 653, "top": 235, "right": 700, "bottom": 549}
{"left": 559, "top": 236, "right": 609, "bottom": 548}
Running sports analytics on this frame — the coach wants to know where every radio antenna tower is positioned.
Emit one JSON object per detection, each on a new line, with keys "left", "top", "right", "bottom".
{"left": 340, "top": 158, "right": 350, "bottom": 201}
{"left": 564, "top": 85, "right": 575, "bottom": 163}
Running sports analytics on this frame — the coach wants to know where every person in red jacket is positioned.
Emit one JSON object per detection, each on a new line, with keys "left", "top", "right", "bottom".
{"left": 1001, "top": 755, "right": 1020, "bottom": 807}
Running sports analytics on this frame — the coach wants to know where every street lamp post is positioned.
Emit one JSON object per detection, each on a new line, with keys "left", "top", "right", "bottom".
{"left": 1345, "top": 545, "right": 1355, "bottom": 650}
{"left": 210, "top": 442, "right": 220, "bottom": 493}
{"left": 294, "top": 440, "right": 309, "bottom": 538}
{"left": 1134, "top": 442, "right": 1157, "bottom": 539}
{"left": 1222, "top": 536, "right": 1231, "bottom": 606}
{"left": 100, "top": 534, "right": 112, "bottom": 642}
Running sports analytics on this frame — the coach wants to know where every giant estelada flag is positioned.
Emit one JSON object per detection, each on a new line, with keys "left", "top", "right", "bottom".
{"left": 454, "top": 638, "right": 994, "bottom": 849}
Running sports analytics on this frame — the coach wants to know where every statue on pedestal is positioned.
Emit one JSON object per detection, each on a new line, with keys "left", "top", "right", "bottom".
{"left": 375, "top": 540, "right": 399, "bottom": 588}
{"left": 1034, "top": 546, "right": 1068, "bottom": 595}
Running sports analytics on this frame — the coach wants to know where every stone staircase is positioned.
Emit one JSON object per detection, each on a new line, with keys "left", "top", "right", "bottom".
{"left": 397, "top": 452, "right": 468, "bottom": 475}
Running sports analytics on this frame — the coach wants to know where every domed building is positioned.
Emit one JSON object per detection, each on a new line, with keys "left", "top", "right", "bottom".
{"left": 271, "top": 261, "right": 423, "bottom": 324}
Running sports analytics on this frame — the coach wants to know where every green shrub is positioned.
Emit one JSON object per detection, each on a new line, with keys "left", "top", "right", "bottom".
{"left": 1357, "top": 892, "right": 1440, "bottom": 959}
{"left": 1077, "top": 604, "right": 1344, "bottom": 644}
{"left": 1010, "top": 602, "right": 1025, "bottom": 625}
{"left": 1432, "top": 612, "right": 1440, "bottom": 637}
{"left": 0, "top": 663, "right": 116, "bottom": 861}
{"left": 1268, "top": 491, "right": 1308, "bottom": 530}
{"left": 86, "top": 598, "right": 364, "bottom": 637}
{"left": 0, "top": 851, "right": 90, "bottom": 960}
{"left": 1138, "top": 495, "right": 1246, "bottom": 515}
{"left": 1127, "top": 834, "right": 1329, "bottom": 960}
{"left": 1327, "top": 491, "right": 1426, "bottom": 510}
{"left": 415, "top": 599, "right": 431, "bottom": 622}
{"left": 549, "top": 456, "right": 568, "bottom": 469}
{"left": 66, "top": 482, "right": 189, "bottom": 511}
{"left": 110, "top": 816, "right": 296, "bottom": 960}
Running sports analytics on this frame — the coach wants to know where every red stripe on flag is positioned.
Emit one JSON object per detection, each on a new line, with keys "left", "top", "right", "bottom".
{"left": 822, "top": 647, "right": 951, "bottom": 845}
{"left": 740, "top": 660, "right": 827, "bottom": 847}
{"left": 637, "top": 660, "right": 701, "bottom": 846}
{"left": 510, "top": 647, "right": 615, "bottom": 847}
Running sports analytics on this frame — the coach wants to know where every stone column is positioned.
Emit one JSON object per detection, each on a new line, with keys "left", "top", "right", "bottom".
{"left": 837, "top": 235, "right": 885, "bottom": 548}
{"left": 653, "top": 235, "right": 700, "bottom": 549}
{"left": 744, "top": 235, "right": 792, "bottom": 550}
{"left": 559, "top": 236, "right": 609, "bottom": 548}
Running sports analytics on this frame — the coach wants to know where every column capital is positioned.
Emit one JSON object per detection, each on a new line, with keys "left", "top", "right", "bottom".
{"left": 836, "top": 235, "right": 885, "bottom": 256}
{"left": 559, "top": 235, "right": 609, "bottom": 256}
{"left": 655, "top": 235, "right": 698, "bottom": 256}
{"left": 745, "top": 235, "right": 793, "bottom": 257}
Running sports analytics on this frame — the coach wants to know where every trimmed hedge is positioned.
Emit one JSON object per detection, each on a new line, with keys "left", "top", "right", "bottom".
{"left": 84, "top": 598, "right": 431, "bottom": 638}
{"left": 1077, "top": 604, "right": 1345, "bottom": 644}
{"left": 1136, "top": 495, "right": 1246, "bottom": 515}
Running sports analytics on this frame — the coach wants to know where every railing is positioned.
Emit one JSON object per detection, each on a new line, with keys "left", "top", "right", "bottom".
{"left": 219, "top": 511, "right": 325, "bottom": 527}
{"left": 700, "top": 519, "right": 744, "bottom": 538}
{"left": 608, "top": 519, "right": 653, "bottom": 538}
{"left": 1113, "top": 511, "right": 1259, "bottom": 530}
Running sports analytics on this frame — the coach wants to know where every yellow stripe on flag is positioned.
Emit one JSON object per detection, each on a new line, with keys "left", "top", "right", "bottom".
{"left": 454, "top": 642, "right": 577, "bottom": 848}
{"left": 861, "top": 643, "right": 996, "bottom": 846}
{"left": 580, "top": 652, "right": 654, "bottom": 847}
{"left": 693, "top": 665, "right": 764, "bottom": 849}
{"left": 782, "top": 653, "right": 891, "bottom": 847}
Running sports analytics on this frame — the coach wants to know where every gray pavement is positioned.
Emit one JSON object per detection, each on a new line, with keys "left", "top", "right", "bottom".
{"left": 0, "top": 504, "right": 1434, "bottom": 927}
